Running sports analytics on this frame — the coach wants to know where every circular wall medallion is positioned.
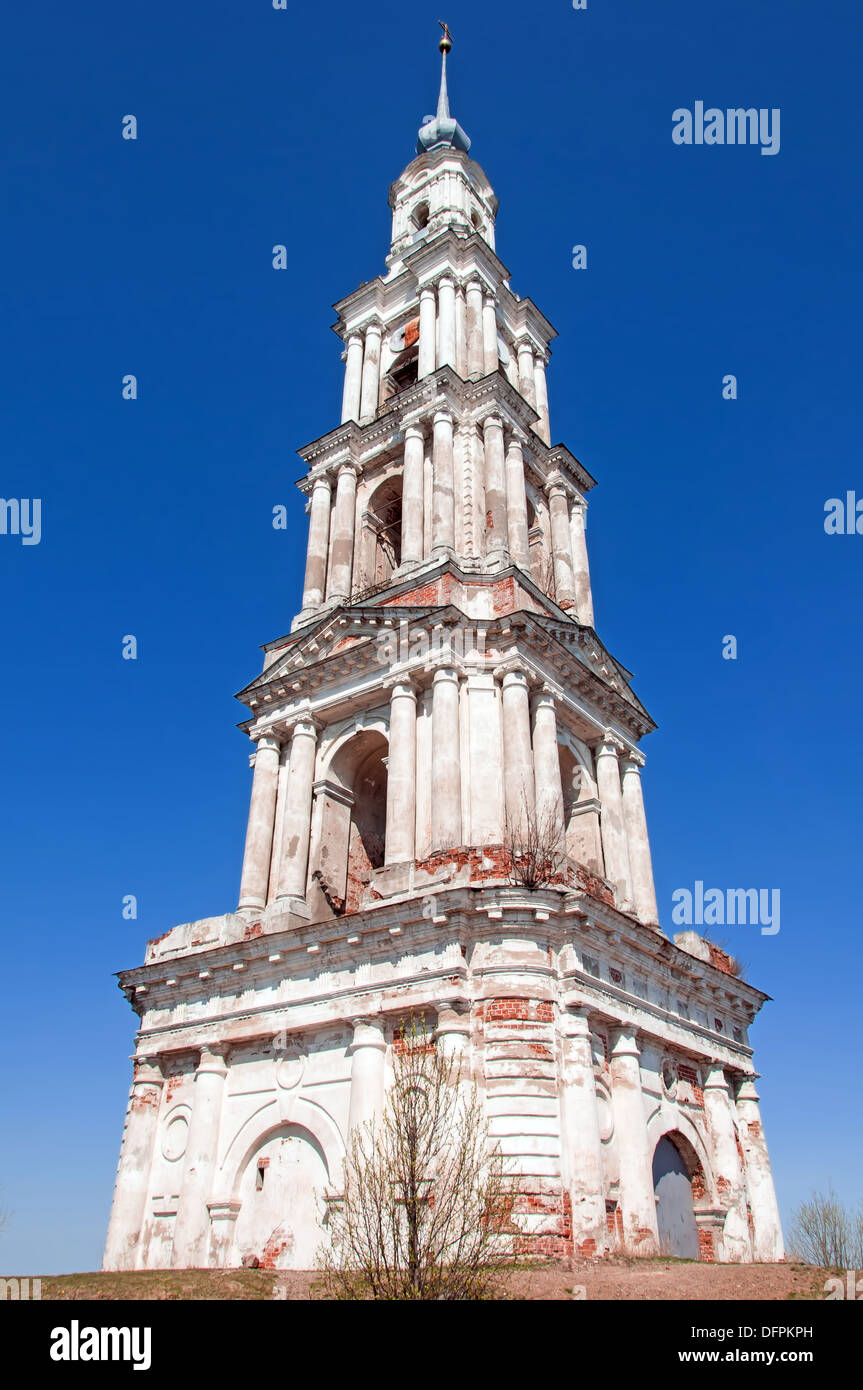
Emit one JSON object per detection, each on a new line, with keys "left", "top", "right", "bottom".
{"left": 275, "top": 1049, "right": 306, "bottom": 1092}
{"left": 161, "top": 1110, "right": 190, "bottom": 1162}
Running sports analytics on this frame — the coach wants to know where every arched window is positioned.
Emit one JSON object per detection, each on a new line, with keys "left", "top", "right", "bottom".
{"left": 309, "top": 729, "right": 389, "bottom": 919}
{"left": 366, "top": 476, "right": 403, "bottom": 585}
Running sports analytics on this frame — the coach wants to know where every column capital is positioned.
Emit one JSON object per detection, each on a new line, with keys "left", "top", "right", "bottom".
{"left": 348, "top": 1017, "right": 387, "bottom": 1053}
{"left": 496, "top": 664, "right": 531, "bottom": 690}
{"left": 435, "top": 1001, "right": 472, "bottom": 1037}
{"left": 383, "top": 675, "right": 418, "bottom": 702}
{"left": 432, "top": 665, "right": 460, "bottom": 687}
{"left": 530, "top": 683, "right": 558, "bottom": 711}
{"left": 620, "top": 749, "right": 646, "bottom": 773}
{"left": 344, "top": 330, "right": 364, "bottom": 348}
{"left": 562, "top": 1005, "right": 593, "bottom": 1039}
{"left": 286, "top": 713, "right": 322, "bottom": 741}
{"left": 596, "top": 729, "right": 626, "bottom": 758}
{"left": 609, "top": 1027, "right": 641, "bottom": 1059}
{"left": 544, "top": 470, "right": 568, "bottom": 498}
{"left": 704, "top": 1064, "right": 731, "bottom": 1092}
{"left": 735, "top": 1076, "right": 761, "bottom": 1103}
{"left": 533, "top": 345, "right": 550, "bottom": 367}
{"left": 251, "top": 731, "right": 282, "bottom": 753}
{"left": 570, "top": 491, "right": 588, "bottom": 515}
{"left": 404, "top": 421, "right": 425, "bottom": 443}
{"left": 132, "top": 1054, "right": 164, "bottom": 1084}
{"left": 309, "top": 472, "right": 333, "bottom": 496}
{"left": 419, "top": 283, "right": 436, "bottom": 302}
{"left": 334, "top": 458, "right": 361, "bottom": 479}
{"left": 433, "top": 408, "right": 454, "bottom": 428}
{"left": 363, "top": 317, "right": 384, "bottom": 336}
{"left": 197, "top": 1042, "right": 230, "bottom": 1074}
{"left": 481, "top": 410, "right": 504, "bottom": 434}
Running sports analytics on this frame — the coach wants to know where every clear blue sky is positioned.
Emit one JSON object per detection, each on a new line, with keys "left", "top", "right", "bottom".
{"left": 1, "top": 0, "right": 860, "bottom": 1273}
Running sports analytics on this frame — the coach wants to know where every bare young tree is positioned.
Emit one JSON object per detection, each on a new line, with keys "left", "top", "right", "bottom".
{"left": 503, "top": 793, "right": 567, "bottom": 890}
{"left": 786, "top": 1187, "right": 863, "bottom": 1268}
{"left": 320, "top": 1014, "right": 513, "bottom": 1300}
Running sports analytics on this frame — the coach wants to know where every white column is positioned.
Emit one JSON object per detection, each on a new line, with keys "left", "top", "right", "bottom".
{"left": 455, "top": 282, "right": 467, "bottom": 377}
{"left": 347, "top": 1018, "right": 387, "bottom": 1136}
{"left": 482, "top": 294, "right": 498, "bottom": 374}
{"left": 435, "top": 1003, "right": 471, "bottom": 1066}
{"left": 703, "top": 1065, "right": 753, "bottom": 1261}
{"left": 609, "top": 1029, "right": 660, "bottom": 1253}
{"left": 400, "top": 424, "right": 424, "bottom": 567}
{"left": 531, "top": 688, "right": 565, "bottom": 841}
{"left": 300, "top": 475, "right": 332, "bottom": 611}
{"left": 103, "top": 1055, "right": 164, "bottom": 1270}
{"left": 482, "top": 413, "right": 508, "bottom": 560}
{"left": 533, "top": 350, "right": 551, "bottom": 444}
{"left": 172, "top": 1044, "right": 229, "bottom": 1267}
{"left": 517, "top": 339, "right": 537, "bottom": 408}
{"left": 620, "top": 753, "right": 659, "bottom": 925}
{"left": 326, "top": 462, "right": 359, "bottom": 602}
{"left": 267, "top": 743, "right": 291, "bottom": 905}
{"left": 466, "top": 279, "right": 484, "bottom": 378}
{"left": 547, "top": 476, "right": 576, "bottom": 609}
{"left": 735, "top": 1078, "right": 785, "bottom": 1261}
{"left": 501, "top": 669, "right": 535, "bottom": 839}
{"left": 437, "top": 276, "right": 457, "bottom": 369}
{"left": 505, "top": 432, "right": 530, "bottom": 568}
{"left": 418, "top": 286, "right": 436, "bottom": 379}
{"left": 275, "top": 717, "right": 319, "bottom": 906}
{"left": 595, "top": 732, "right": 634, "bottom": 910}
{"left": 431, "top": 666, "right": 462, "bottom": 851}
{"left": 467, "top": 671, "right": 503, "bottom": 844}
{"left": 570, "top": 496, "right": 595, "bottom": 627}
{"left": 385, "top": 681, "right": 417, "bottom": 865}
{"left": 340, "top": 333, "right": 364, "bottom": 423}
{"left": 359, "top": 320, "right": 382, "bottom": 422}
{"left": 560, "top": 1010, "right": 607, "bottom": 1251}
{"left": 237, "top": 733, "right": 281, "bottom": 912}
{"left": 431, "top": 409, "right": 455, "bottom": 556}
{"left": 414, "top": 686, "right": 433, "bottom": 859}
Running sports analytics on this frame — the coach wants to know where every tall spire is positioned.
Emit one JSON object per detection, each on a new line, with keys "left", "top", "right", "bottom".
{"left": 417, "top": 22, "right": 471, "bottom": 156}
{"left": 436, "top": 21, "right": 452, "bottom": 120}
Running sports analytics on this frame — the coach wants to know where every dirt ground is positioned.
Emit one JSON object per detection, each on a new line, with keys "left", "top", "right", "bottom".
{"left": 39, "top": 1258, "right": 830, "bottom": 1301}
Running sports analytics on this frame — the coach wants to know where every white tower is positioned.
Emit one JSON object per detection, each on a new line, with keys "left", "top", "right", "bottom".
{"left": 104, "top": 33, "right": 783, "bottom": 1272}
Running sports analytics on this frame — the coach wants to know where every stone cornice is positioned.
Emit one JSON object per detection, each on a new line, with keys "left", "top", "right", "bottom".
{"left": 118, "top": 884, "right": 765, "bottom": 1064}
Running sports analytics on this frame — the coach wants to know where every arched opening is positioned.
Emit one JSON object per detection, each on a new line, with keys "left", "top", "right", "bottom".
{"left": 309, "top": 728, "right": 389, "bottom": 919}
{"left": 558, "top": 744, "right": 603, "bottom": 873}
{"left": 411, "top": 201, "right": 430, "bottom": 232}
{"left": 652, "top": 1132, "right": 703, "bottom": 1260}
{"left": 365, "top": 477, "right": 403, "bottom": 587}
{"left": 527, "top": 493, "right": 553, "bottom": 595}
{"left": 232, "top": 1123, "right": 330, "bottom": 1270}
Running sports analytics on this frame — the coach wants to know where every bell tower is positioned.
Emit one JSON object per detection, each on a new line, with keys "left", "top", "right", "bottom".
{"left": 105, "top": 32, "right": 784, "bottom": 1274}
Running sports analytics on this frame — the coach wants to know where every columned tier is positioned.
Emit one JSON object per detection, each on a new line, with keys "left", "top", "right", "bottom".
{"left": 295, "top": 366, "right": 596, "bottom": 627}
{"left": 108, "top": 884, "right": 779, "bottom": 1272}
